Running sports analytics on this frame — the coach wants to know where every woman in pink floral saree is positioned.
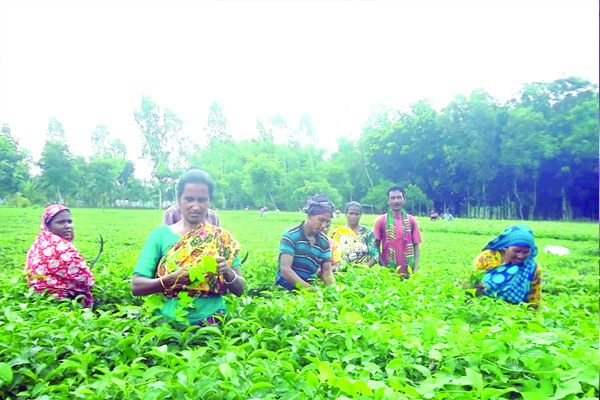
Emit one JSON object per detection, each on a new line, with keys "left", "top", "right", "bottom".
{"left": 25, "top": 204, "right": 95, "bottom": 307}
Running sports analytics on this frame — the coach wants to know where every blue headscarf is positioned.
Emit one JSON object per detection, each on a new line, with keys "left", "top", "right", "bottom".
{"left": 481, "top": 224, "right": 538, "bottom": 304}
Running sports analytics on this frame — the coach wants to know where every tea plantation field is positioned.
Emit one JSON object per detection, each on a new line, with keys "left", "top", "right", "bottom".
{"left": 0, "top": 208, "right": 598, "bottom": 399}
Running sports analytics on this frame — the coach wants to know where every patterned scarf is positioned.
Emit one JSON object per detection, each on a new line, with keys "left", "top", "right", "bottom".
{"left": 156, "top": 222, "right": 240, "bottom": 298}
{"left": 25, "top": 204, "right": 95, "bottom": 307}
{"left": 481, "top": 224, "right": 538, "bottom": 304}
{"left": 385, "top": 209, "right": 415, "bottom": 269}
{"left": 303, "top": 194, "right": 335, "bottom": 216}
{"left": 331, "top": 225, "right": 370, "bottom": 263}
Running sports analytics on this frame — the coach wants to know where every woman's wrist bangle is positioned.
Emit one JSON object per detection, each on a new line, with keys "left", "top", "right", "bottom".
{"left": 159, "top": 276, "right": 167, "bottom": 289}
{"left": 169, "top": 275, "right": 181, "bottom": 290}
{"left": 224, "top": 272, "right": 237, "bottom": 285}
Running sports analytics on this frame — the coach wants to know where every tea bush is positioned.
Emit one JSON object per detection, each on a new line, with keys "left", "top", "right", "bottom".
{"left": 0, "top": 208, "right": 597, "bottom": 399}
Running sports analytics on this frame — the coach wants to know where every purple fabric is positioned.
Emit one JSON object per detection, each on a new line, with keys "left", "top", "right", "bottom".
{"left": 307, "top": 205, "right": 332, "bottom": 216}
{"left": 303, "top": 194, "right": 334, "bottom": 216}
{"left": 162, "top": 204, "right": 220, "bottom": 226}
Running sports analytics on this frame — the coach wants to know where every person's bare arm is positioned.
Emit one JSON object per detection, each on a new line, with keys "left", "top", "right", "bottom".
{"left": 216, "top": 256, "right": 244, "bottom": 296}
{"left": 279, "top": 254, "right": 311, "bottom": 288}
{"left": 412, "top": 244, "right": 420, "bottom": 273}
{"left": 320, "top": 261, "right": 335, "bottom": 285}
{"left": 330, "top": 261, "right": 340, "bottom": 272}
{"left": 131, "top": 269, "right": 191, "bottom": 296}
{"left": 374, "top": 239, "right": 384, "bottom": 265}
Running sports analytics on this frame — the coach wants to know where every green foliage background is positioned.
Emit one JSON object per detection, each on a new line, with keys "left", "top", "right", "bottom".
{"left": 1, "top": 77, "right": 598, "bottom": 220}
{"left": 0, "top": 208, "right": 598, "bottom": 399}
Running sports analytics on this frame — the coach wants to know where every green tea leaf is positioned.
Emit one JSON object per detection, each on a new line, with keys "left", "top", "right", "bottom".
{"left": 202, "top": 255, "right": 218, "bottom": 273}
{"left": 466, "top": 367, "right": 483, "bottom": 393}
{"left": 219, "top": 363, "right": 232, "bottom": 379}
{"left": 188, "top": 265, "right": 203, "bottom": 283}
{"left": 550, "top": 379, "right": 582, "bottom": 400}
{"left": 522, "top": 392, "right": 548, "bottom": 400}
{"left": 248, "top": 382, "right": 274, "bottom": 394}
{"left": 341, "top": 310, "right": 364, "bottom": 324}
{"left": 142, "top": 294, "right": 164, "bottom": 312}
{"left": 143, "top": 366, "right": 168, "bottom": 381}
{"left": 428, "top": 349, "right": 442, "bottom": 361}
{"left": 177, "top": 291, "right": 193, "bottom": 307}
{"left": 0, "top": 362, "right": 13, "bottom": 384}
{"left": 399, "top": 384, "right": 421, "bottom": 397}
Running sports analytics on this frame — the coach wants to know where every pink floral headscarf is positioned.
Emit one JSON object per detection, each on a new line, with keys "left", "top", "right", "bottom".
{"left": 24, "top": 204, "right": 95, "bottom": 307}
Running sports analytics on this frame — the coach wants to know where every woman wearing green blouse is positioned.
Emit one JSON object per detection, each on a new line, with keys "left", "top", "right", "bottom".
{"left": 131, "top": 168, "right": 245, "bottom": 325}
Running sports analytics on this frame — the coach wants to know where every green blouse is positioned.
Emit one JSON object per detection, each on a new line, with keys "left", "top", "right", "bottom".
{"left": 134, "top": 225, "right": 240, "bottom": 323}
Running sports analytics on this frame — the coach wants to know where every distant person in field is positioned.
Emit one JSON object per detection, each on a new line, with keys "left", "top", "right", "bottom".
{"left": 374, "top": 186, "right": 423, "bottom": 278}
{"left": 25, "top": 204, "right": 95, "bottom": 307}
{"left": 132, "top": 168, "right": 245, "bottom": 326}
{"left": 463, "top": 224, "right": 541, "bottom": 309}
{"left": 430, "top": 210, "right": 439, "bottom": 220}
{"left": 331, "top": 201, "right": 378, "bottom": 267}
{"left": 275, "top": 194, "right": 336, "bottom": 290}
{"left": 259, "top": 206, "right": 268, "bottom": 218}
{"left": 442, "top": 210, "right": 454, "bottom": 220}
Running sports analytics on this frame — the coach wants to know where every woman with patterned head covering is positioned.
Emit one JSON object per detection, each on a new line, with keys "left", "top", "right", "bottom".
{"left": 275, "top": 194, "right": 336, "bottom": 290}
{"left": 331, "top": 201, "right": 378, "bottom": 267}
{"left": 131, "top": 168, "right": 245, "bottom": 326}
{"left": 463, "top": 224, "right": 542, "bottom": 309}
{"left": 25, "top": 204, "right": 95, "bottom": 307}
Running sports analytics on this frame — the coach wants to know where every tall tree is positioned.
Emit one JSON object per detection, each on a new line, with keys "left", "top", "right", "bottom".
{"left": 38, "top": 140, "right": 76, "bottom": 203}
{"left": 361, "top": 101, "right": 444, "bottom": 208}
{"left": 243, "top": 153, "right": 282, "bottom": 209}
{"left": 500, "top": 107, "right": 555, "bottom": 220}
{"left": 38, "top": 118, "right": 77, "bottom": 203}
{"left": 440, "top": 91, "right": 500, "bottom": 217}
{"left": 133, "top": 94, "right": 183, "bottom": 208}
{"left": 325, "top": 138, "right": 372, "bottom": 203}
{"left": 91, "top": 124, "right": 111, "bottom": 157}
{"left": 86, "top": 157, "right": 122, "bottom": 207}
{"left": 205, "top": 101, "right": 232, "bottom": 144}
{"left": 109, "top": 138, "right": 128, "bottom": 159}
{"left": 0, "top": 123, "right": 29, "bottom": 198}
{"left": 298, "top": 113, "right": 317, "bottom": 169}
{"left": 548, "top": 81, "right": 599, "bottom": 220}
{"left": 269, "top": 113, "right": 294, "bottom": 185}
{"left": 48, "top": 117, "right": 65, "bottom": 140}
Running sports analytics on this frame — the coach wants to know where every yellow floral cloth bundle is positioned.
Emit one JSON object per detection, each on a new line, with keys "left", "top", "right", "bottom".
{"left": 156, "top": 223, "right": 240, "bottom": 297}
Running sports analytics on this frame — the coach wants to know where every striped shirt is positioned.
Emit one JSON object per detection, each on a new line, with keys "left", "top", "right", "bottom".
{"left": 275, "top": 222, "right": 331, "bottom": 290}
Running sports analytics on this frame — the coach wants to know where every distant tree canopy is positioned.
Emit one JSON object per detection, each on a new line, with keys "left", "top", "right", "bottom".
{"left": 0, "top": 124, "right": 29, "bottom": 202}
{"left": 1, "top": 77, "right": 597, "bottom": 220}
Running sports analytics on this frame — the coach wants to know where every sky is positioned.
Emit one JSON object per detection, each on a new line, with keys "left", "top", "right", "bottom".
{"left": 0, "top": 0, "right": 598, "bottom": 179}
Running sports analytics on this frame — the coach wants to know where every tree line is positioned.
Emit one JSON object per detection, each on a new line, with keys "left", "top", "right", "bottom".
{"left": 1, "top": 76, "right": 597, "bottom": 220}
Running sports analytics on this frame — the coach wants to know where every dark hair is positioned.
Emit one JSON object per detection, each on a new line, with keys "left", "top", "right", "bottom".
{"left": 387, "top": 185, "right": 405, "bottom": 198}
{"left": 345, "top": 201, "right": 362, "bottom": 213}
{"left": 177, "top": 168, "right": 215, "bottom": 200}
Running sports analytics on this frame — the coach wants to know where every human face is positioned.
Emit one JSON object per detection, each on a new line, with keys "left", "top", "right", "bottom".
{"left": 179, "top": 183, "right": 210, "bottom": 225}
{"left": 48, "top": 210, "right": 73, "bottom": 240}
{"left": 305, "top": 213, "right": 332, "bottom": 236}
{"left": 503, "top": 246, "right": 531, "bottom": 265}
{"left": 346, "top": 205, "right": 361, "bottom": 228}
{"left": 388, "top": 190, "right": 405, "bottom": 212}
